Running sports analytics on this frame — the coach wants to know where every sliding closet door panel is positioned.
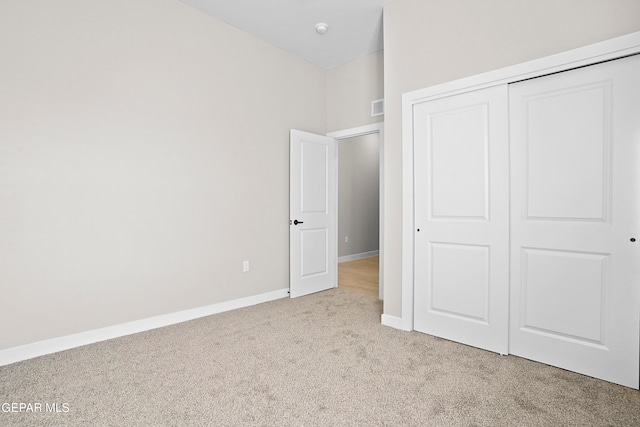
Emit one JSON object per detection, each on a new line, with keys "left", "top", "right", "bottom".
{"left": 413, "top": 86, "right": 509, "bottom": 354}
{"left": 509, "top": 54, "right": 640, "bottom": 389}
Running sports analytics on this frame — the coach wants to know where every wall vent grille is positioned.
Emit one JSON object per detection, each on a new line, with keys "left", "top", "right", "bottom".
{"left": 371, "top": 99, "right": 384, "bottom": 117}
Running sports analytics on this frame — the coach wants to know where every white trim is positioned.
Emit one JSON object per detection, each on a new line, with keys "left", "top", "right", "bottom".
{"left": 0, "top": 288, "right": 289, "bottom": 367}
{"left": 328, "top": 122, "right": 385, "bottom": 301}
{"left": 401, "top": 31, "right": 640, "bottom": 333}
{"left": 401, "top": 90, "right": 415, "bottom": 332}
{"left": 338, "top": 250, "right": 379, "bottom": 263}
{"left": 328, "top": 122, "right": 384, "bottom": 139}
{"left": 381, "top": 314, "right": 407, "bottom": 331}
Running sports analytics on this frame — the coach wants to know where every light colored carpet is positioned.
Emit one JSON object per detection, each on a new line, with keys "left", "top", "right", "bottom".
{"left": 1, "top": 288, "right": 639, "bottom": 426}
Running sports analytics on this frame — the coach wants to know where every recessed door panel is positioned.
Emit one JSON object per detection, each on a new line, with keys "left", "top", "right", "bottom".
{"left": 520, "top": 248, "right": 608, "bottom": 344}
{"left": 430, "top": 105, "right": 489, "bottom": 220}
{"left": 523, "top": 83, "right": 611, "bottom": 222}
{"left": 300, "top": 228, "right": 328, "bottom": 278}
{"left": 430, "top": 243, "right": 489, "bottom": 322}
{"left": 301, "top": 141, "right": 328, "bottom": 214}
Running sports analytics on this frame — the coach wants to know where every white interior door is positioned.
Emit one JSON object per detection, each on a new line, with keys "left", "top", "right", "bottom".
{"left": 413, "top": 85, "right": 510, "bottom": 354}
{"left": 509, "top": 54, "right": 640, "bottom": 388}
{"left": 290, "top": 129, "right": 337, "bottom": 298}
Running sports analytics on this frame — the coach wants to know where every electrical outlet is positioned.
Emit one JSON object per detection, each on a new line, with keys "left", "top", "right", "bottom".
{"left": 242, "top": 260, "right": 249, "bottom": 272}
{"left": 344, "top": 236, "right": 349, "bottom": 243}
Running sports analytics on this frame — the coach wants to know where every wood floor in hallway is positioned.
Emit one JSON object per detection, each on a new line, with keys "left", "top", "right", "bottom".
{"left": 338, "top": 255, "right": 379, "bottom": 298}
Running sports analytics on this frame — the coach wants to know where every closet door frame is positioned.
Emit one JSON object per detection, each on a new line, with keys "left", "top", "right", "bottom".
{"left": 396, "top": 31, "right": 640, "bottom": 332}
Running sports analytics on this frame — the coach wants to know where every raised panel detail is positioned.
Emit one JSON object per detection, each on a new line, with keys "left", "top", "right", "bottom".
{"left": 523, "top": 83, "right": 612, "bottom": 222}
{"left": 429, "top": 104, "right": 489, "bottom": 220}
{"left": 429, "top": 243, "right": 490, "bottom": 322}
{"left": 520, "top": 248, "right": 608, "bottom": 344}
{"left": 301, "top": 140, "right": 328, "bottom": 214}
{"left": 300, "top": 228, "right": 328, "bottom": 278}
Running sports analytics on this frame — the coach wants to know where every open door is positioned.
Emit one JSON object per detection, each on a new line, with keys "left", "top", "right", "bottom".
{"left": 290, "top": 129, "right": 337, "bottom": 298}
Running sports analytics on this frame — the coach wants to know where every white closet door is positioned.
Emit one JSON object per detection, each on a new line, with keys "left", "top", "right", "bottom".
{"left": 413, "top": 86, "right": 510, "bottom": 354}
{"left": 509, "top": 54, "right": 640, "bottom": 388}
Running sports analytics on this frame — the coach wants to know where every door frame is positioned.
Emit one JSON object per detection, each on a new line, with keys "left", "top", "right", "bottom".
{"left": 399, "top": 31, "right": 640, "bottom": 331}
{"left": 328, "top": 122, "right": 384, "bottom": 300}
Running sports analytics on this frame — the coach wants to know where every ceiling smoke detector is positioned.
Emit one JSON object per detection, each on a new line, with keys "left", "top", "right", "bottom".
{"left": 315, "top": 23, "right": 329, "bottom": 34}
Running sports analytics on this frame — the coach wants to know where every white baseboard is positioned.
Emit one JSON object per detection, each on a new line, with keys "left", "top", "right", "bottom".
{"left": 381, "top": 314, "right": 408, "bottom": 331}
{"left": 0, "top": 288, "right": 290, "bottom": 367}
{"left": 338, "top": 250, "right": 379, "bottom": 263}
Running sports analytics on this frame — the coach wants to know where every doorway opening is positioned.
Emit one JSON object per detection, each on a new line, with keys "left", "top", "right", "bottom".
{"left": 328, "top": 123, "right": 384, "bottom": 300}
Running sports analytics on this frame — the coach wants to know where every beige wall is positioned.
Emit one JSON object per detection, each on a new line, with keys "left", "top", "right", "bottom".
{"left": 382, "top": 0, "right": 640, "bottom": 318}
{"left": 327, "top": 51, "right": 384, "bottom": 132}
{"left": 7, "top": 0, "right": 636, "bottom": 352}
{"left": 338, "top": 134, "right": 380, "bottom": 258}
{"left": 0, "top": 0, "right": 326, "bottom": 350}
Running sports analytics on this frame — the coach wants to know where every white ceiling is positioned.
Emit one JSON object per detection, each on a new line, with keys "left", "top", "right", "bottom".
{"left": 180, "top": 0, "right": 393, "bottom": 69}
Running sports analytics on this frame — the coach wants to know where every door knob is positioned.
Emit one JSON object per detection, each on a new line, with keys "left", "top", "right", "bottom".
{"left": 293, "top": 220, "right": 304, "bottom": 225}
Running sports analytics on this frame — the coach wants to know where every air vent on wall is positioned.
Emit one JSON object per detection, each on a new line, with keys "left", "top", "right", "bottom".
{"left": 371, "top": 99, "right": 384, "bottom": 117}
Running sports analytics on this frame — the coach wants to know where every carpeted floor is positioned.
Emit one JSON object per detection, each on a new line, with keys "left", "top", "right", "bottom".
{"left": 1, "top": 288, "right": 639, "bottom": 426}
